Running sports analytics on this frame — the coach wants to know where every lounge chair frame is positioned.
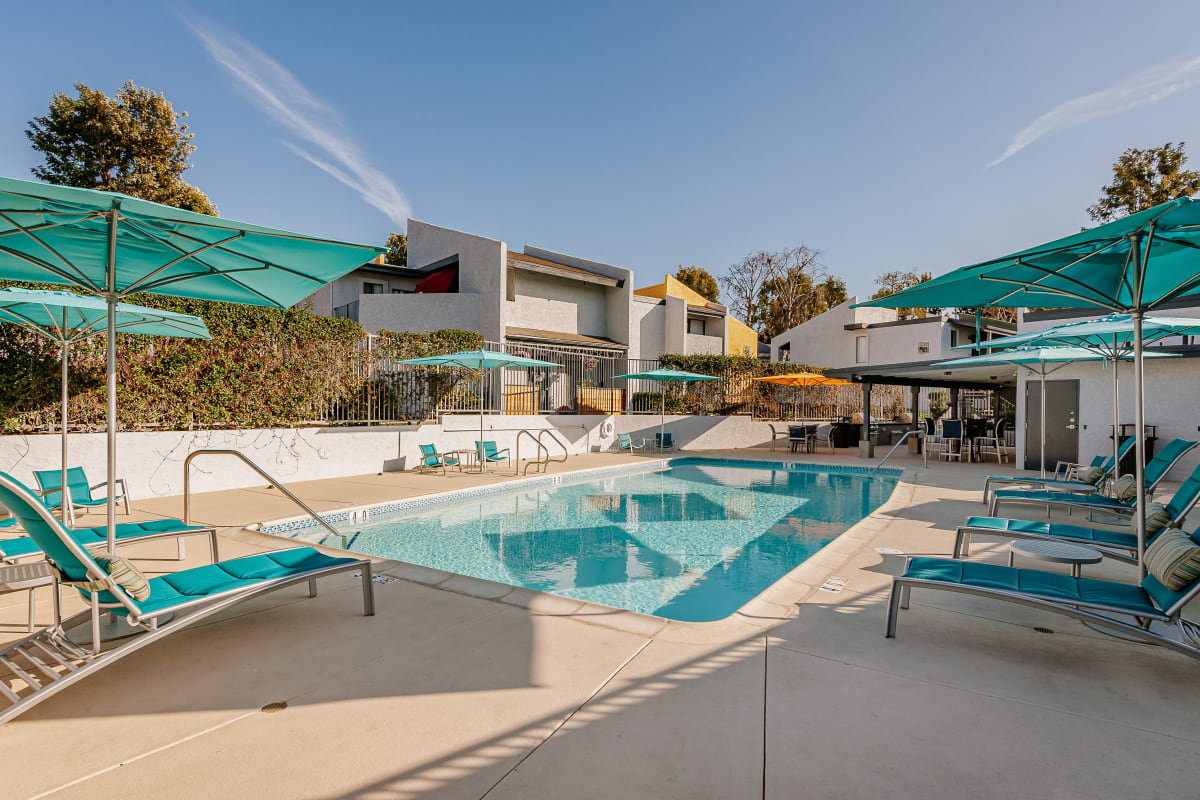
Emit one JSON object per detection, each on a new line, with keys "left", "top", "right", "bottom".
{"left": 2, "top": 522, "right": 220, "bottom": 566}
{"left": 884, "top": 556, "right": 1200, "bottom": 661}
{"left": 983, "top": 439, "right": 1135, "bottom": 503}
{"left": 0, "top": 473, "right": 374, "bottom": 725}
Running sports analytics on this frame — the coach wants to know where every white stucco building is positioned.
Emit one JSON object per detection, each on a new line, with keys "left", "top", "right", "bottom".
{"left": 769, "top": 297, "right": 1013, "bottom": 369}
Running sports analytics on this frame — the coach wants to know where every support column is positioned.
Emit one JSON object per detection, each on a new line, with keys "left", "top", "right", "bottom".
{"left": 859, "top": 382, "right": 874, "bottom": 457}
{"left": 949, "top": 387, "right": 961, "bottom": 419}
{"left": 909, "top": 385, "right": 921, "bottom": 454}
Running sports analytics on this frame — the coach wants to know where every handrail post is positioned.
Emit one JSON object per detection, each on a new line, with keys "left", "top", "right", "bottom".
{"left": 869, "top": 429, "right": 919, "bottom": 476}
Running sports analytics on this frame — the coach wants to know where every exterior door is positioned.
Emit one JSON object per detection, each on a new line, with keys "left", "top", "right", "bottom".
{"left": 1024, "top": 379, "right": 1079, "bottom": 471}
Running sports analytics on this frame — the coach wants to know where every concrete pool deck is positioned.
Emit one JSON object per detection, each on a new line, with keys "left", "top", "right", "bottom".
{"left": 1, "top": 448, "right": 1197, "bottom": 798}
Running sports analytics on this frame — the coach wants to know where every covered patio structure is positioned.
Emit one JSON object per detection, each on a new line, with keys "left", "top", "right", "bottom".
{"left": 824, "top": 359, "right": 1014, "bottom": 457}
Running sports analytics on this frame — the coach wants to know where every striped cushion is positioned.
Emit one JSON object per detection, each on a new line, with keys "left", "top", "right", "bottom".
{"left": 94, "top": 555, "right": 151, "bottom": 600}
{"left": 1077, "top": 466, "right": 1105, "bottom": 485}
{"left": 1144, "top": 530, "right": 1200, "bottom": 592}
{"left": 1145, "top": 502, "right": 1176, "bottom": 535}
{"left": 1113, "top": 475, "right": 1138, "bottom": 503}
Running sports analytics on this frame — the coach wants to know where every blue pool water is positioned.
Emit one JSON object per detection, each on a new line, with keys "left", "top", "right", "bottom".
{"left": 276, "top": 460, "right": 897, "bottom": 622}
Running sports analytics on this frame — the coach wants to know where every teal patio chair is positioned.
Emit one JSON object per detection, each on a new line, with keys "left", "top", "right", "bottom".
{"left": 957, "top": 461, "right": 1200, "bottom": 565}
{"left": 617, "top": 433, "right": 647, "bottom": 453}
{"left": 989, "top": 438, "right": 1198, "bottom": 517}
{"left": 884, "top": 547, "right": 1200, "bottom": 661}
{"left": 0, "top": 471, "right": 374, "bottom": 725}
{"left": 33, "top": 466, "right": 130, "bottom": 526}
{"left": 476, "top": 440, "right": 511, "bottom": 467}
{"left": 417, "top": 444, "right": 461, "bottom": 475}
{"left": 655, "top": 432, "right": 675, "bottom": 452}
{"left": 982, "top": 437, "right": 1136, "bottom": 504}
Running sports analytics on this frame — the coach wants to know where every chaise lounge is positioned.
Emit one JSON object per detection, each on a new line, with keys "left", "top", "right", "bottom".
{"left": 981, "top": 437, "right": 1135, "bottom": 504}
{"left": 988, "top": 438, "right": 1197, "bottom": 517}
{"left": 0, "top": 471, "right": 375, "bottom": 725}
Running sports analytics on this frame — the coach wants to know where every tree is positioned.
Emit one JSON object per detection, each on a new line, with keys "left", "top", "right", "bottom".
{"left": 754, "top": 246, "right": 842, "bottom": 339}
{"left": 1088, "top": 142, "right": 1200, "bottom": 223}
{"left": 26, "top": 81, "right": 216, "bottom": 215}
{"left": 674, "top": 264, "right": 719, "bottom": 302}
{"left": 719, "top": 250, "right": 774, "bottom": 329}
{"left": 871, "top": 270, "right": 938, "bottom": 320}
{"left": 384, "top": 232, "right": 407, "bottom": 266}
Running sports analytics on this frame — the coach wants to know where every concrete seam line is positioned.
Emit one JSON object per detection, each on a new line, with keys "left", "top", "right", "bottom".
{"left": 761, "top": 634, "right": 768, "bottom": 800}
{"left": 25, "top": 710, "right": 259, "bottom": 800}
{"left": 478, "top": 637, "right": 654, "bottom": 799}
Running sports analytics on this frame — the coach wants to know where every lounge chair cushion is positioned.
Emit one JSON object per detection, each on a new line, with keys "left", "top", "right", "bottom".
{"left": 94, "top": 554, "right": 151, "bottom": 600}
{"left": 1113, "top": 475, "right": 1137, "bottom": 503}
{"left": 962, "top": 517, "right": 1138, "bottom": 549}
{"left": 0, "top": 519, "right": 207, "bottom": 560}
{"left": 992, "top": 488, "right": 1126, "bottom": 509}
{"left": 1077, "top": 466, "right": 1105, "bottom": 484}
{"left": 1144, "top": 529, "right": 1200, "bottom": 591}
{"left": 903, "top": 557, "right": 1160, "bottom": 616}
{"left": 94, "top": 548, "right": 361, "bottom": 616}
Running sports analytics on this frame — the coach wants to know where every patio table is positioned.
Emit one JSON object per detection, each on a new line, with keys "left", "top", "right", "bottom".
{"left": 0, "top": 561, "right": 57, "bottom": 633}
{"left": 1008, "top": 539, "right": 1103, "bottom": 578}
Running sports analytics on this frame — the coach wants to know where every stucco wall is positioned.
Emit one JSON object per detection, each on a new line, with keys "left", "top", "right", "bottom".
{"left": 408, "top": 219, "right": 505, "bottom": 340}
{"left": 356, "top": 292, "right": 482, "bottom": 335}
{"left": 686, "top": 332, "right": 724, "bottom": 355}
{"left": 630, "top": 297, "right": 665, "bottom": 360}
{"left": 504, "top": 271, "right": 608, "bottom": 336}
{"left": 0, "top": 414, "right": 782, "bottom": 512}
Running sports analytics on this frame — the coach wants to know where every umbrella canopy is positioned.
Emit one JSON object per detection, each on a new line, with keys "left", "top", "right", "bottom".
{"left": 396, "top": 349, "right": 560, "bottom": 471}
{"left": 752, "top": 372, "right": 853, "bottom": 387}
{"left": 0, "top": 177, "right": 383, "bottom": 552}
{"left": 856, "top": 196, "right": 1200, "bottom": 577}
{"left": 957, "top": 314, "right": 1200, "bottom": 478}
{"left": 0, "top": 288, "right": 211, "bottom": 521}
{"left": 612, "top": 369, "right": 719, "bottom": 449}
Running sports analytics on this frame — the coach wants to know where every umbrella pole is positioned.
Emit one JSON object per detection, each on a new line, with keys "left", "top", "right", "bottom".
{"left": 1111, "top": 342, "right": 1120, "bottom": 481}
{"left": 1132, "top": 312, "right": 1147, "bottom": 579}
{"left": 479, "top": 372, "right": 485, "bottom": 473}
{"left": 60, "top": 338, "right": 69, "bottom": 524}
{"left": 1039, "top": 368, "right": 1047, "bottom": 479}
{"left": 105, "top": 297, "right": 117, "bottom": 553}
{"left": 660, "top": 384, "right": 665, "bottom": 452}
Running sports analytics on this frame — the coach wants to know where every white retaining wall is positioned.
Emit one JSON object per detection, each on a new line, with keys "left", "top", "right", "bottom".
{"left": 0, "top": 415, "right": 779, "bottom": 501}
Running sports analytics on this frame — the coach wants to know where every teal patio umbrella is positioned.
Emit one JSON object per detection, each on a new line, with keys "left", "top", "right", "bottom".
{"left": 0, "top": 177, "right": 382, "bottom": 552}
{"left": 958, "top": 313, "right": 1200, "bottom": 478}
{"left": 855, "top": 195, "right": 1200, "bottom": 574}
{"left": 935, "top": 346, "right": 1176, "bottom": 478}
{"left": 396, "top": 349, "right": 560, "bottom": 471}
{"left": 612, "top": 368, "right": 720, "bottom": 449}
{"left": 0, "top": 287, "right": 210, "bottom": 521}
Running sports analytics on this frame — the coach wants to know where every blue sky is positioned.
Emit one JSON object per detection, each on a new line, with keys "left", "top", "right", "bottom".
{"left": 2, "top": 1, "right": 1200, "bottom": 299}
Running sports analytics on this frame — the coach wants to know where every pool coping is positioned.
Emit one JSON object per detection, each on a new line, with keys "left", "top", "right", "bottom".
{"left": 244, "top": 456, "right": 913, "bottom": 642}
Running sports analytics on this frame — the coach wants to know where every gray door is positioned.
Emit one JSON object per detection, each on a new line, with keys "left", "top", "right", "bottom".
{"left": 1024, "top": 379, "right": 1079, "bottom": 471}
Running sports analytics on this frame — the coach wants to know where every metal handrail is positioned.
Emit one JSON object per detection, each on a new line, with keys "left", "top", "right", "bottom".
{"left": 515, "top": 430, "right": 550, "bottom": 475}
{"left": 537, "top": 429, "right": 569, "bottom": 465}
{"left": 183, "top": 449, "right": 347, "bottom": 546}
{"left": 869, "top": 430, "right": 921, "bottom": 476}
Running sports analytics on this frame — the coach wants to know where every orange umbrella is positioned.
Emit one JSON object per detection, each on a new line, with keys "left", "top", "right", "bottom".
{"left": 752, "top": 372, "right": 853, "bottom": 387}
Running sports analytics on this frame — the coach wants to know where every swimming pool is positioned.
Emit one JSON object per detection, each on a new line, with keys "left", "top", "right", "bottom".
{"left": 265, "top": 459, "right": 899, "bottom": 622}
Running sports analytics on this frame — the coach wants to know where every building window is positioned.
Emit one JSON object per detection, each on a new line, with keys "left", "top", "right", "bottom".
{"left": 855, "top": 335, "right": 868, "bottom": 364}
{"left": 362, "top": 281, "right": 384, "bottom": 294}
{"left": 687, "top": 318, "right": 705, "bottom": 335}
{"left": 949, "top": 330, "right": 958, "bottom": 348}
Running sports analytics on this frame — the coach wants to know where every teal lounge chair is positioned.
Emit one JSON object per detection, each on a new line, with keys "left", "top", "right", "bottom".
{"left": 417, "top": 444, "right": 461, "bottom": 475}
{"left": 1, "top": 517, "right": 220, "bottom": 565}
{"left": 0, "top": 471, "right": 374, "bottom": 725}
{"left": 957, "top": 462, "right": 1200, "bottom": 564}
{"left": 34, "top": 467, "right": 131, "bottom": 526}
{"left": 884, "top": 552, "right": 1200, "bottom": 661}
{"left": 655, "top": 432, "right": 675, "bottom": 452}
{"left": 476, "top": 440, "right": 510, "bottom": 467}
{"left": 982, "top": 438, "right": 1135, "bottom": 504}
{"left": 989, "top": 438, "right": 1198, "bottom": 517}
{"left": 617, "top": 433, "right": 646, "bottom": 452}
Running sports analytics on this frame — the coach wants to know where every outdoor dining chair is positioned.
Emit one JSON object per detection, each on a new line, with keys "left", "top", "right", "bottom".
{"left": 33, "top": 467, "right": 130, "bottom": 527}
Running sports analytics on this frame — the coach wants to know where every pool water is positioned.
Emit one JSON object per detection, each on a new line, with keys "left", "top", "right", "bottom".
{"left": 282, "top": 460, "right": 897, "bottom": 622}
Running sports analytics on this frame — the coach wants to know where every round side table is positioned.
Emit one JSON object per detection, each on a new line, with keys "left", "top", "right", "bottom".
{"left": 1008, "top": 539, "right": 1103, "bottom": 578}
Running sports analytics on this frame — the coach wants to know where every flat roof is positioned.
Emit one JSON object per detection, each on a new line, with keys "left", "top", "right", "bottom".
{"left": 507, "top": 252, "right": 622, "bottom": 287}
{"left": 825, "top": 358, "right": 1017, "bottom": 389}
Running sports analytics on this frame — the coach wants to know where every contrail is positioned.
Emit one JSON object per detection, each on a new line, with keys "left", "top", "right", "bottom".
{"left": 183, "top": 14, "right": 411, "bottom": 225}
{"left": 988, "top": 53, "right": 1200, "bottom": 168}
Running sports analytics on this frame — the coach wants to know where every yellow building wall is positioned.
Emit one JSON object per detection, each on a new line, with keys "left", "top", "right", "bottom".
{"left": 634, "top": 274, "right": 761, "bottom": 356}
{"left": 727, "top": 316, "right": 759, "bottom": 357}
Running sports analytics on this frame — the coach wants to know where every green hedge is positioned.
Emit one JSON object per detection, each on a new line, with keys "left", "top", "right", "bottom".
{"left": 656, "top": 353, "right": 822, "bottom": 376}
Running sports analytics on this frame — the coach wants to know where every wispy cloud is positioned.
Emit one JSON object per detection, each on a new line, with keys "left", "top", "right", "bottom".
{"left": 987, "top": 54, "right": 1200, "bottom": 168}
{"left": 182, "top": 13, "right": 411, "bottom": 225}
